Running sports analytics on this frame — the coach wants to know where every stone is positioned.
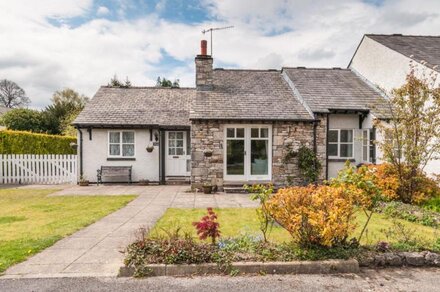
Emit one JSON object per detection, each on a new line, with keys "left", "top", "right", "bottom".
{"left": 424, "top": 252, "right": 440, "bottom": 266}
{"left": 402, "top": 252, "right": 425, "bottom": 266}
{"left": 384, "top": 253, "right": 403, "bottom": 266}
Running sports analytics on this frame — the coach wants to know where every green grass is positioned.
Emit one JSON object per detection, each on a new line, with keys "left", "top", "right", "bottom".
{"left": 0, "top": 188, "right": 135, "bottom": 273}
{"left": 151, "top": 208, "right": 439, "bottom": 245}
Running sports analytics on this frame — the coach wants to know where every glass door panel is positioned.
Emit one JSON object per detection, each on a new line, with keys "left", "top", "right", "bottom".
{"left": 226, "top": 140, "right": 245, "bottom": 175}
{"left": 251, "top": 140, "right": 268, "bottom": 175}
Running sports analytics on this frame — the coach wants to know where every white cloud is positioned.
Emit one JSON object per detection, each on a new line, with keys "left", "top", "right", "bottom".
{"left": 0, "top": 0, "right": 440, "bottom": 108}
{"left": 97, "top": 6, "right": 110, "bottom": 16}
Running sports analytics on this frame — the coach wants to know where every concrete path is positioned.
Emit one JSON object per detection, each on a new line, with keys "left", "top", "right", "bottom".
{"left": 2, "top": 185, "right": 256, "bottom": 278}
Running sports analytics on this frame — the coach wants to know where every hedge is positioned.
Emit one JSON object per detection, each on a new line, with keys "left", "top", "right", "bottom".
{"left": 0, "top": 130, "right": 77, "bottom": 155}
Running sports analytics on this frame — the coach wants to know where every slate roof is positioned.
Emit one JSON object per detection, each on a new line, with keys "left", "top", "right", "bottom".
{"left": 189, "top": 69, "right": 314, "bottom": 121}
{"left": 367, "top": 34, "right": 440, "bottom": 72}
{"left": 73, "top": 86, "right": 194, "bottom": 127}
{"left": 282, "top": 68, "right": 391, "bottom": 119}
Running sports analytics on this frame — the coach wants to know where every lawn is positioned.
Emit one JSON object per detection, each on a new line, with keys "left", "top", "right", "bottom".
{"left": 150, "top": 208, "right": 439, "bottom": 245}
{"left": 0, "top": 188, "right": 135, "bottom": 273}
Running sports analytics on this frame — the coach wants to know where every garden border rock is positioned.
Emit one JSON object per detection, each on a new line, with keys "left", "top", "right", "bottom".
{"left": 358, "top": 251, "right": 440, "bottom": 267}
{"left": 118, "top": 259, "right": 360, "bottom": 277}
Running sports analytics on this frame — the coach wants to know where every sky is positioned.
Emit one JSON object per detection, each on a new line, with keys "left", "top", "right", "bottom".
{"left": 1, "top": 0, "right": 440, "bottom": 108}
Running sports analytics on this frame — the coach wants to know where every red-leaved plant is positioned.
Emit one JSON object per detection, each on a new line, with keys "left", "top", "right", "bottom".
{"left": 192, "top": 207, "right": 221, "bottom": 245}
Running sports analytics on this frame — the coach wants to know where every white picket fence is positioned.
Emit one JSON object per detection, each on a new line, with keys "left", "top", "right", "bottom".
{"left": 0, "top": 154, "right": 78, "bottom": 184}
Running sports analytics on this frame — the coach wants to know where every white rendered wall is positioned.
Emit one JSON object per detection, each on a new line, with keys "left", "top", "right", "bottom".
{"left": 78, "top": 128, "right": 159, "bottom": 183}
{"left": 328, "top": 114, "right": 362, "bottom": 178}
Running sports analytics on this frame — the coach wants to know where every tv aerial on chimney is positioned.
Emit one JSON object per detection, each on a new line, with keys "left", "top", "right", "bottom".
{"left": 202, "top": 25, "right": 234, "bottom": 57}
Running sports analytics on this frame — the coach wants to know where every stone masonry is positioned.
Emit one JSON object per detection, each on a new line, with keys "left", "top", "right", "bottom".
{"left": 191, "top": 120, "right": 224, "bottom": 190}
{"left": 272, "top": 115, "right": 327, "bottom": 186}
{"left": 190, "top": 115, "right": 327, "bottom": 190}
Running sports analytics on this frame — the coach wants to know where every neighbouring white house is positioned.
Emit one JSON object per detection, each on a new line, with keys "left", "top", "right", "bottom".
{"left": 349, "top": 34, "right": 440, "bottom": 175}
{"left": 73, "top": 39, "right": 393, "bottom": 190}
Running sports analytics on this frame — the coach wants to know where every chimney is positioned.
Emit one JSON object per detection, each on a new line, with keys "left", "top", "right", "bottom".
{"left": 195, "top": 40, "right": 213, "bottom": 90}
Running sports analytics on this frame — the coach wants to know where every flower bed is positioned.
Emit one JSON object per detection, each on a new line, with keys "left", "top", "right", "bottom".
{"left": 376, "top": 201, "right": 440, "bottom": 227}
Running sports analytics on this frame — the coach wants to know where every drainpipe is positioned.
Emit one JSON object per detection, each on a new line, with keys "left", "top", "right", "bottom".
{"left": 313, "top": 116, "right": 318, "bottom": 184}
{"left": 325, "top": 114, "right": 329, "bottom": 180}
{"left": 78, "top": 128, "right": 83, "bottom": 179}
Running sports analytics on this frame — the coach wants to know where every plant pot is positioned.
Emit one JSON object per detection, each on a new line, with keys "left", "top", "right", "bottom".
{"left": 79, "top": 181, "right": 89, "bottom": 186}
{"left": 146, "top": 146, "right": 154, "bottom": 153}
{"left": 203, "top": 185, "right": 213, "bottom": 194}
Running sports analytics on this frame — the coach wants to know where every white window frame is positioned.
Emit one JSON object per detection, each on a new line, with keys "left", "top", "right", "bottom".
{"left": 328, "top": 129, "right": 354, "bottom": 159}
{"left": 108, "top": 131, "right": 136, "bottom": 158}
{"left": 224, "top": 125, "right": 272, "bottom": 181}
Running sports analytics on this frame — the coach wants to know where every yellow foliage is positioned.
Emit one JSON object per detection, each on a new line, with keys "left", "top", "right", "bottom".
{"left": 364, "top": 163, "right": 399, "bottom": 201}
{"left": 266, "top": 185, "right": 356, "bottom": 247}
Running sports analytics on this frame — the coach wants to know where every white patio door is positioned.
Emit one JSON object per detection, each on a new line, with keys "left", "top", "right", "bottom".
{"left": 224, "top": 125, "right": 272, "bottom": 181}
{"left": 166, "top": 131, "right": 190, "bottom": 176}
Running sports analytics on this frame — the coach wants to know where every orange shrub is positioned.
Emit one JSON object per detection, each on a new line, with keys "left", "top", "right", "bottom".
{"left": 266, "top": 185, "right": 356, "bottom": 247}
{"left": 364, "top": 164, "right": 399, "bottom": 201}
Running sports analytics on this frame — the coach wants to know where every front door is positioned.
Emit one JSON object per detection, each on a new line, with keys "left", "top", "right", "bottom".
{"left": 224, "top": 125, "right": 272, "bottom": 181}
{"left": 165, "top": 131, "right": 190, "bottom": 176}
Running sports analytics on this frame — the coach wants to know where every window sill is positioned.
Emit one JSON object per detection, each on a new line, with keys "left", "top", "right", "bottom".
{"left": 328, "top": 158, "right": 355, "bottom": 163}
{"left": 107, "top": 157, "right": 136, "bottom": 161}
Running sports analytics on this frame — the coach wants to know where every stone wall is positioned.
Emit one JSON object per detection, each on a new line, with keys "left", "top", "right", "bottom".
{"left": 272, "top": 115, "right": 327, "bottom": 186}
{"left": 191, "top": 120, "right": 224, "bottom": 190}
{"left": 190, "top": 116, "right": 327, "bottom": 190}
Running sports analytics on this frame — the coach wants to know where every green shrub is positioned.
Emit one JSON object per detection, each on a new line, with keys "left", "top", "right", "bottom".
{"left": 424, "top": 197, "right": 440, "bottom": 213}
{"left": 0, "top": 130, "right": 76, "bottom": 154}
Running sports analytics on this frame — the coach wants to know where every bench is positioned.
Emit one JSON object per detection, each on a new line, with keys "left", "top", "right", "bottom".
{"left": 97, "top": 166, "right": 132, "bottom": 185}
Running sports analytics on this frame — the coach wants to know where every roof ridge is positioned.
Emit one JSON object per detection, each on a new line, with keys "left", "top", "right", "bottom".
{"left": 282, "top": 67, "right": 350, "bottom": 71}
{"left": 101, "top": 85, "right": 195, "bottom": 90}
{"left": 213, "top": 68, "right": 280, "bottom": 72}
{"left": 366, "top": 33, "right": 440, "bottom": 38}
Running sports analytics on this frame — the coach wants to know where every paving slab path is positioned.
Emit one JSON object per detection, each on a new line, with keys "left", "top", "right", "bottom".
{"left": 2, "top": 185, "right": 257, "bottom": 278}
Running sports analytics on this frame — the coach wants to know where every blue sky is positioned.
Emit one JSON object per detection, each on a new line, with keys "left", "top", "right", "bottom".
{"left": 0, "top": 0, "right": 439, "bottom": 108}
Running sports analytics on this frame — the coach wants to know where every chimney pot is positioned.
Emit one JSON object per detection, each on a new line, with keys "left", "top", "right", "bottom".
{"left": 201, "top": 40, "right": 207, "bottom": 56}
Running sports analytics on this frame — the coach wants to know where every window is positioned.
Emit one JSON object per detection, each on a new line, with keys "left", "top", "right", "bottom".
{"left": 168, "top": 131, "right": 185, "bottom": 156}
{"left": 108, "top": 131, "right": 135, "bottom": 157}
{"left": 328, "top": 129, "right": 354, "bottom": 158}
{"left": 361, "top": 129, "right": 376, "bottom": 163}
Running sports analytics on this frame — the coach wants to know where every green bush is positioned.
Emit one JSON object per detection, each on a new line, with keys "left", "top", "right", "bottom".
{"left": 0, "top": 130, "right": 76, "bottom": 154}
{"left": 424, "top": 197, "right": 440, "bottom": 213}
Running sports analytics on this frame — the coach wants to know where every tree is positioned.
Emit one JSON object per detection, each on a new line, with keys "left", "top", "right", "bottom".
{"left": 376, "top": 62, "right": 440, "bottom": 203}
{"left": 1, "top": 108, "right": 45, "bottom": 132}
{"left": 108, "top": 75, "right": 132, "bottom": 88}
{"left": 0, "top": 79, "right": 30, "bottom": 108}
{"left": 156, "top": 77, "right": 179, "bottom": 88}
{"left": 43, "top": 88, "right": 89, "bottom": 135}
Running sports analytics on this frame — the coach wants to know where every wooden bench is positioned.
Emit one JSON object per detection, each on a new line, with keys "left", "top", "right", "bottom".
{"left": 97, "top": 166, "right": 132, "bottom": 185}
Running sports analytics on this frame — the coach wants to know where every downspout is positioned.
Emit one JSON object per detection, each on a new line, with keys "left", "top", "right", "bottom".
{"left": 78, "top": 128, "right": 83, "bottom": 179}
{"left": 325, "top": 114, "right": 329, "bottom": 180}
{"left": 313, "top": 116, "right": 318, "bottom": 184}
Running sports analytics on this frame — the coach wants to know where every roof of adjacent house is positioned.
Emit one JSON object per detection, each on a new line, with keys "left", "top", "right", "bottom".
{"left": 366, "top": 34, "right": 440, "bottom": 72}
{"left": 282, "top": 67, "right": 390, "bottom": 119}
{"left": 73, "top": 86, "right": 194, "bottom": 127}
{"left": 189, "top": 69, "right": 314, "bottom": 121}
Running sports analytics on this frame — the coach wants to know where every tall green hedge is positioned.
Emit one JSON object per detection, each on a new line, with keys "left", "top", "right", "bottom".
{"left": 0, "top": 130, "right": 77, "bottom": 154}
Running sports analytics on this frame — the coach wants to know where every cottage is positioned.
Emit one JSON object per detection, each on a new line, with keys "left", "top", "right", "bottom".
{"left": 73, "top": 39, "right": 391, "bottom": 190}
{"left": 350, "top": 34, "right": 440, "bottom": 174}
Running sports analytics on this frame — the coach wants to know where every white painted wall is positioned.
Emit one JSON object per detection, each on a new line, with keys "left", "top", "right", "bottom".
{"left": 328, "top": 114, "right": 363, "bottom": 178}
{"left": 350, "top": 36, "right": 440, "bottom": 175}
{"left": 78, "top": 128, "right": 159, "bottom": 183}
